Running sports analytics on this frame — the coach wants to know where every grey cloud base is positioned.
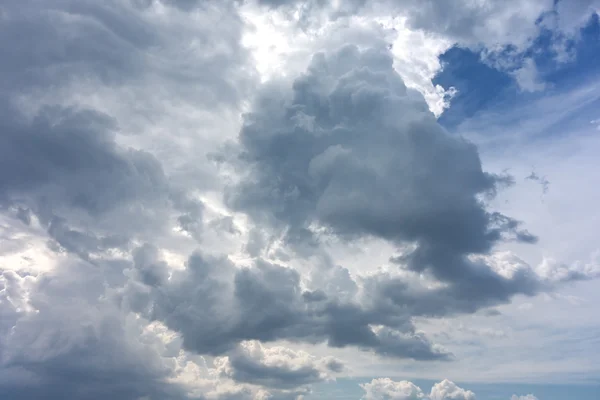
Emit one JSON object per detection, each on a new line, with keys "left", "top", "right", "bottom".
{"left": 123, "top": 249, "right": 451, "bottom": 360}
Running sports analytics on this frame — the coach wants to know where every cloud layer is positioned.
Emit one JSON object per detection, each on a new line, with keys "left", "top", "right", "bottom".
{"left": 0, "top": 0, "right": 598, "bottom": 399}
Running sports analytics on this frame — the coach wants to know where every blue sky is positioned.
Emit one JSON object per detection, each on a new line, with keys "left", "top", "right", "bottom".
{"left": 435, "top": 13, "right": 600, "bottom": 129}
{"left": 1, "top": 1, "right": 599, "bottom": 400}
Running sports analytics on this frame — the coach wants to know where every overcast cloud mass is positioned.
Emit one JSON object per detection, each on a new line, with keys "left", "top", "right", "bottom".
{"left": 1, "top": 1, "right": 599, "bottom": 399}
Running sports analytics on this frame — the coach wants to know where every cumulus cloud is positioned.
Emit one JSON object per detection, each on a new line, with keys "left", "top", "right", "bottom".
{"left": 121, "top": 249, "right": 451, "bottom": 360}
{"left": 214, "top": 341, "right": 342, "bottom": 389}
{"left": 535, "top": 255, "right": 600, "bottom": 283}
{"left": 511, "top": 395, "right": 539, "bottom": 400}
{"left": 0, "top": 0, "right": 261, "bottom": 398}
{"left": 0, "top": 261, "right": 189, "bottom": 400}
{"left": 0, "top": 0, "right": 253, "bottom": 259}
{"left": 247, "top": 0, "right": 600, "bottom": 95}
{"left": 0, "top": 250, "right": 332, "bottom": 400}
{"left": 361, "top": 378, "right": 426, "bottom": 400}
{"left": 250, "top": 0, "right": 551, "bottom": 46}
{"left": 225, "top": 42, "right": 543, "bottom": 306}
{"left": 361, "top": 378, "right": 475, "bottom": 400}
{"left": 429, "top": 380, "right": 475, "bottom": 400}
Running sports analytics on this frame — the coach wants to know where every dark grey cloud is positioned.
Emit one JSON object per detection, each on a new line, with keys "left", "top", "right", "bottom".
{"left": 47, "top": 216, "right": 130, "bottom": 261}
{"left": 225, "top": 43, "right": 536, "bottom": 296}
{"left": 0, "top": 1, "right": 154, "bottom": 91}
{"left": 0, "top": 0, "right": 253, "bottom": 252}
{"left": 0, "top": 0, "right": 253, "bottom": 257}
{"left": 0, "top": 262, "right": 189, "bottom": 400}
{"left": 122, "top": 250, "right": 449, "bottom": 360}
{"left": 0, "top": 105, "right": 168, "bottom": 214}
{"left": 0, "top": 0, "right": 250, "bottom": 106}
{"left": 224, "top": 354, "right": 323, "bottom": 390}
{"left": 2, "top": 255, "right": 321, "bottom": 400}
{"left": 363, "top": 267, "right": 539, "bottom": 320}
{"left": 0, "top": 0, "right": 261, "bottom": 398}
{"left": 0, "top": 102, "right": 179, "bottom": 262}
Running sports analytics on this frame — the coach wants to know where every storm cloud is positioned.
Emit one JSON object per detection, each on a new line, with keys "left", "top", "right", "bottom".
{"left": 226, "top": 43, "right": 539, "bottom": 300}
{"left": 122, "top": 248, "right": 451, "bottom": 360}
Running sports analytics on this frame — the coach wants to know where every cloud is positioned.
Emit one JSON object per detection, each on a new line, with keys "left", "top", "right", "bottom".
{"left": 214, "top": 341, "right": 342, "bottom": 389}
{"left": 0, "top": 0, "right": 254, "bottom": 260}
{"left": 361, "top": 378, "right": 475, "bottom": 400}
{"left": 511, "top": 396, "right": 539, "bottom": 400}
{"left": 555, "top": 0, "right": 600, "bottom": 32}
{"left": 535, "top": 255, "right": 600, "bottom": 283}
{"left": 0, "top": 105, "right": 173, "bottom": 243}
{"left": 122, "top": 249, "right": 451, "bottom": 360}
{"left": 247, "top": 0, "right": 600, "bottom": 96}
{"left": 512, "top": 58, "right": 547, "bottom": 93}
{"left": 429, "top": 380, "right": 476, "bottom": 400}
{"left": 0, "top": 262, "right": 190, "bottom": 400}
{"left": 225, "top": 42, "right": 543, "bottom": 306}
{"left": 251, "top": 0, "right": 551, "bottom": 47}
{"left": 0, "top": 250, "right": 325, "bottom": 400}
{"left": 1, "top": 0, "right": 598, "bottom": 397}
{"left": 0, "top": 1, "right": 274, "bottom": 398}
{"left": 361, "top": 378, "right": 426, "bottom": 400}
{"left": 525, "top": 171, "right": 550, "bottom": 196}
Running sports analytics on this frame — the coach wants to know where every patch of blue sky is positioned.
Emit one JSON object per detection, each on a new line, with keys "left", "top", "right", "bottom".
{"left": 434, "top": 13, "right": 600, "bottom": 133}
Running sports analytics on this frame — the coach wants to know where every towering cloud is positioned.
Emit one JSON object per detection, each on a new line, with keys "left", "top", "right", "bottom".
{"left": 226, "top": 42, "right": 539, "bottom": 300}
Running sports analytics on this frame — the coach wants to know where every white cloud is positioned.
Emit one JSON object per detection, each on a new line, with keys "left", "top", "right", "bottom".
{"left": 512, "top": 58, "right": 547, "bottom": 93}
{"left": 430, "top": 380, "right": 476, "bottom": 400}
{"left": 243, "top": 0, "right": 600, "bottom": 107}
{"left": 361, "top": 378, "right": 427, "bottom": 400}
{"left": 511, "top": 395, "right": 539, "bottom": 400}
{"left": 214, "top": 340, "right": 343, "bottom": 389}
{"left": 361, "top": 378, "right": 476, "bottom": 400}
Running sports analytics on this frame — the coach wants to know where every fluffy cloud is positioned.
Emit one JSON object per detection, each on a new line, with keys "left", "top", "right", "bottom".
{"left": 361, "top": 378, "right": 426, "bottom": 400}
{"left": 0, "top": 0, "right": 253, "bottom": 256}
{"left": 247, "top": 0, "right": 600, "bottom": 93}
{"left": 225, "top": 42, "right": 543, "bottom": 303}
{"left": 214, "top": 341, "right": 342, "bottom": 389}
{"left": 535, "top": 255, "right": 600, "bottom": 283}
{"left": 252, "top": 0, "right": 551, "bottom": 45}
{"left": 0, "top": 252, "right": 334, "bottom": 400}
{"left": 511, "top": 395, "right": 539, "bottom": 400}
{"left": 361, "top": 378, "right": 536, "bottom": 400}
{"left": 361, "top": 378, "right": 475, "bottom": 400}
{"left": 121, "top": 247, "right": 451, "bottom": 360}
{"left": 0, "top": 1, "right": 258, "bottom": 398}
{"left": 0, "top": 261, "right": 189, "bottom": 400}
{"left": 429, "top": 380, "right": 475, "bottom": 400}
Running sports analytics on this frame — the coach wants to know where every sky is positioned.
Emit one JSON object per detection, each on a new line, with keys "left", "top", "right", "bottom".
{"left": 0, "top": 1, "right": 599, "bottom": 400}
